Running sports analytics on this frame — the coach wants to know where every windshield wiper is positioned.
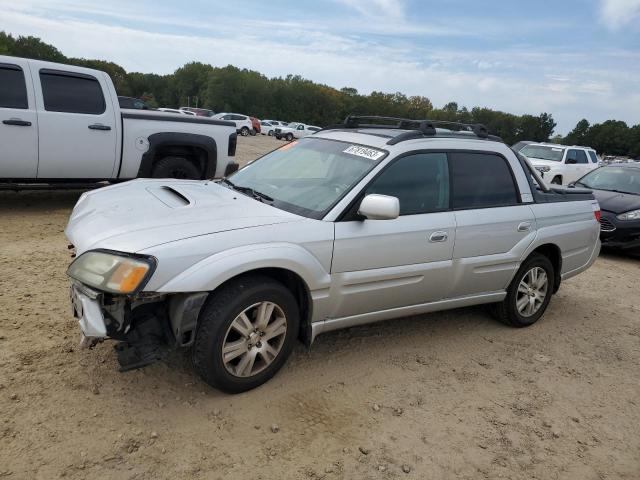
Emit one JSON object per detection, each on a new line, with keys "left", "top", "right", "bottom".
{"left": 220, "top": 179, "right": 274, "bottom": 203}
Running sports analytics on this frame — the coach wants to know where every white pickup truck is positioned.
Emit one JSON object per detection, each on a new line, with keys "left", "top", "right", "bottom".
{"left": 274, "top": 122, "right": 321, "bottom": 141}
{"left": 0, "top": 56, "right": 239, "bottom": 183}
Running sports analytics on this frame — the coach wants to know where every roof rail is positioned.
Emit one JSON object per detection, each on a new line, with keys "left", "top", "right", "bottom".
{"left": 327, "top": 115, "right": 499, "bottom": 145}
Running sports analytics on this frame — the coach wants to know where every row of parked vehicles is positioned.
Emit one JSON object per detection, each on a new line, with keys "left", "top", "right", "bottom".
{"left": 118, "top": 95, "right": 320, "bottom": 140}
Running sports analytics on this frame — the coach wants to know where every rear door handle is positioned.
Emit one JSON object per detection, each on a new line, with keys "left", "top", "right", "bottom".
{"left": 429, "top": 231, "right": 448, "bottom": 242}
{"left": 88, "top": 124, "right": 111, "bottom": 131}
{"left": 517, "top": 222, "right": 532, "bottom": 232}
{"left": 3, "top": 119, "right": 32, "bottom": 126}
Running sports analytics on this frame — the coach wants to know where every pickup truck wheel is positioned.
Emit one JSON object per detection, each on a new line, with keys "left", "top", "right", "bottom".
{"left": 152, "top": 156, "right": 201, "bottom": 179}
{"left": 491, "top": 253, "right": 555, "bottom": 327}
{"left": 285, "top": 133, "right": 294, "bottom": 142}
{"left": 240, "top": 127, "right": 250, "bottom": 137}
{"left": 268, "top": 131, "right": 274, "bottom": 136}
{"left": 192, "top": 275, "right": 299, "bottom": 393}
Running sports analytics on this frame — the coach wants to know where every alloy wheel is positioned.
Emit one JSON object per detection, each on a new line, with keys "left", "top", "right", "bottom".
{"left": 221, "top": 302, "right": 287, "bottom": 377}
{"left": 516, "top": 267, "right": 548, "bottom": 317}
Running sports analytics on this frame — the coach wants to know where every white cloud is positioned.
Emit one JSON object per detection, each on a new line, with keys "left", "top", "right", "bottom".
{"left": 599, "top": 0, "right": 640, "bottom": 29}
{"left": 0, "top": 0, "right": 638, "bottom": 133}
{"left": 334, "top": 0, "right": 406, "bottom": 20}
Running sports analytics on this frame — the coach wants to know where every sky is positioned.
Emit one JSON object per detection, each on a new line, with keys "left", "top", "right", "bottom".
{"left": 1, "top": 0, "right": 639, "bottom": 133}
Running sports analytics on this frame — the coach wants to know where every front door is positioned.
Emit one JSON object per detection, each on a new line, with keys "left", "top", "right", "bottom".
{"left": 34, "top": 66, "right": 118, "bottom": 179}
{"left": 331, "top": 152, "right": 455, "bottom": 318}
{"left": 0, "top": 60, "right": 38, "bottom": 178}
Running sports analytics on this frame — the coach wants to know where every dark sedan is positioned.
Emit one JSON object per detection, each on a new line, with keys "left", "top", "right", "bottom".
{"left": 574, "top": 164, "right": 640, "bottom": 254}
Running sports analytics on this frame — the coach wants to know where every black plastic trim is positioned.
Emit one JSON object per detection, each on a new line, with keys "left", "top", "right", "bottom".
{"left": 0, "top": 63, "right": 22, "bottom": 71}
{"left": 135, "top": 132, "right": 218, "bottom": 179}
{"left": 122, "top": 111, "right": 235, "bottom": 127}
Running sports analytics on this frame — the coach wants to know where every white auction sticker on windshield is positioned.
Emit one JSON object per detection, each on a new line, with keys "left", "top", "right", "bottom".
{"left": 343, "top": 145, "right": 385, "bottom": 160}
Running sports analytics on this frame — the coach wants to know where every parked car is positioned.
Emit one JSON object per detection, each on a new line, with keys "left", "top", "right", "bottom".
{"left": 511, "top": 140, "right": 534, "bottom": 152}
{"left": 274, "top": 122, "right": 321, "bottom": 141}
{"left": 260, "top": 121, "right": 276, "bottom": 136}
{"left": 65, "top": 115, "right": 600, "bottom": 393}
{"left": 211, "top": 113, "right": 254, "bottom": 136}
{"left": 180, "top": 107, "right": 215, "bottom": 117}
{"left": 118, "top": 96, "right": 150, "bottom": 110}
{"left": 157, "top": 108, "right": 195, "bottom": 116}
{"left": 520, "top": 143, "right": 599, "bottom": 185}
{"left": 573, "top": 163, "right": 640, "bottom": 254}
{"left": 0, "top": 56, "right": 238, "bottom": 182}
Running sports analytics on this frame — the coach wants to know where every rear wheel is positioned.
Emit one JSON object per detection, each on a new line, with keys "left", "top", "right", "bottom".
{"left": 192, "top": 275, "right": 299, "bottom": 393}
{"left": 151, "top": 156, "right": 201, "bottom": 179}
{"left": 240, "top": 127, "right": 250, "bottom": 137}
{"left": 268, "top": 131, "right": 274, "bottom": 136}
{"left": 491, "top": 253, "right": 555, "bottom": 327}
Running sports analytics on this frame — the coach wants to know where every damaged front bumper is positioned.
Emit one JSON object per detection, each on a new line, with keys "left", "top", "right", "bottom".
{"left": 69, "top": 281, "right": 208, "bottom": 371}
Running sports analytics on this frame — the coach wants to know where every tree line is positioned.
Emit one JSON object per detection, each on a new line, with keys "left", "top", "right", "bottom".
{"left": 1, "top": 32, "right": 637, "bottom": 155}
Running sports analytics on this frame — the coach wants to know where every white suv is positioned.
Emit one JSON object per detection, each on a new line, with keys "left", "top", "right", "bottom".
{"left": 212, "top": 113, "right": 254, "bottom": 136}
{"left": 520, "top": 143, "right": 599, "bottom": 185}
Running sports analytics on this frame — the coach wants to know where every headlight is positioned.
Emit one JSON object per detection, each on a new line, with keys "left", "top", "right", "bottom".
{"left": 67, "top": 250, "right": 156, "bottom": 294}
{"left": 535, "top": 166, "right": 551, "bottom": 173}
{"left": 617, "top": 209, "right": 640, "bottom": 221}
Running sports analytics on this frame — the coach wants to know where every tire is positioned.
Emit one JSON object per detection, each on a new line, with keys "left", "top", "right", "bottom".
{"left": 192, "top": 275, "right": 300, "bottom": 393}
{"left": 275, "top": 134, "right": 282, "bottom": 140}
{"left": 551, "top": 176, "right": 562, "bottom": 185}
{"left": 240, "top": 127, "right": 250, "bottom": 137}
{"left": 491, "top": 253, "right": 555, "bottom": 327}
{"left": 285, "top": 133, "right": 294, "bottom": 141}
{"left": 251, "top": 128, "right": 257, "bottom": 136}
{"left": 268, "top": 131, "right": 274, "bottom": 136}
{"left": 151, "top": 156, "right": 201, "bottom": 180}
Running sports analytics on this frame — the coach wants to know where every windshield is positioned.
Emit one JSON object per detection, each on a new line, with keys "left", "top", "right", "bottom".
{"left": 286, "top": 123, "right": 300, "bottom": 129}
{"left": 578, "top": 167, "right": 640, "bottom": 194}
{"left": 225, "top": 137, "right": 387, "bottom": 218}
{"left": 521, "top": 145, "right": 565, "bottom": 162}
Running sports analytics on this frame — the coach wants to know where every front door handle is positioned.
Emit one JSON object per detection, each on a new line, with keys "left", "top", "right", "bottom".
{"left": 429, "top": 231, "right": 448, "bottom": 242}
{"left": 88, "top": 124, "right": 111, "bottom": 131}
{"left": 3, "top": 119, "right": 32, "bottom": 126}
{"left": 517, "top": 222, "right": 532, "bottom": 232}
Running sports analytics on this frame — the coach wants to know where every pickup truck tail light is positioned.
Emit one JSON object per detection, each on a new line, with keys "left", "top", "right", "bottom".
{"left": 228, "top": 133, "right": 237, "bottom": 157}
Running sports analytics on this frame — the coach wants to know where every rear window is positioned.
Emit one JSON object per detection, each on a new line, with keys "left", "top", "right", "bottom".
{"left": 0, "top": 65, "right": 28, "bottom": 109}
{"left": 567, "top": 149, "right": 588, "bottom": 164}
{"left": 588, "top": 151, "right": 599, "bottom": 163}
{"left": 521, "top": 145, "right": 564, "bottom": 162}
{"left": 40, "top": 71, "right": 106, "bottom": 114}
{"left": 450, "top": 152, "right": 519, "bottom": 209}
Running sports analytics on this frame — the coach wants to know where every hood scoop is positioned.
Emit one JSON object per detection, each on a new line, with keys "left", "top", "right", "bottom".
{"left": 147, "top": 186, "right": 191, "bottom": 208}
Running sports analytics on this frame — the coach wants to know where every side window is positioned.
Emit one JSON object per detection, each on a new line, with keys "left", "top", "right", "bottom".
{"left": 298, "top": 125, "right": 305, "bottom": 130}
{"left": 588, "top": 151, "right": 599, "bottom": 163}
{"left": 450, "top": 152, "right": 518, "bottom": 209}
{"left": 566, "top": 149, "right": 588, "bottom": 164}
{"left": 233, "top": 115, "right": 246, "bottom": 121}
{"left": 40, "top": 71, "right": 105, "bottom": 114}
{"left": 365, "top": 153, "right": 449, "bottom": 215}
{"left": 222, "top": 115, "right": 232, "bottom": 120}
{"left": 0, "top": 65, "right": 28, "bottom": 109}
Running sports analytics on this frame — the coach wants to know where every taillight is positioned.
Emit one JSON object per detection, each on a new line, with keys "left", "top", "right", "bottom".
{"left": 592, "top": 201, "right": 601, "bottom": 222}
{"left": 228, "top": 133, "right": 237, "bottom": 157}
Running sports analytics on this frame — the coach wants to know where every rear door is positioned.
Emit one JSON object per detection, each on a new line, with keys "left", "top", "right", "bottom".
{"left": 332, "top": 152, "right": 456, "bottom": 318}
{"left": 0, "top": 60, "right": 38, "bottom": 178}
{"left": 34, "top": 67, "right": 118, "bottom": 179}
{"left": 449, "top": 152, "right": 536, "bottom": 297}
{"left": 564, "top": 149, "right": 589, "bottom": 183}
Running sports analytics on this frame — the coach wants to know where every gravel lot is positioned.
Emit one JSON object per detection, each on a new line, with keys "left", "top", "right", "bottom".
{"left": 1, "top": 134, "right": 639, "bottom": 479}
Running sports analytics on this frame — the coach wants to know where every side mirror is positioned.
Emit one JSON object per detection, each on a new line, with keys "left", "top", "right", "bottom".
{"left": 566, "top": 158, "right": 577, "bottom": 164}
{"left": 567, "top": 182, "right": 576, "bottom": 188}
{"left": 358, "top": 194, "right": 400, "bottom": 220}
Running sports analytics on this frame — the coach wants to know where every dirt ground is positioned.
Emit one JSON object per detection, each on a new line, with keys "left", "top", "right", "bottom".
{"left": 1, "top": 134, "right": 639, "bottom": 479}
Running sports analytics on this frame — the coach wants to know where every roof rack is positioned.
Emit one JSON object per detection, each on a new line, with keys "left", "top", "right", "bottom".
{"left": 326, "top": 115, "right": 500, "bottom": 145}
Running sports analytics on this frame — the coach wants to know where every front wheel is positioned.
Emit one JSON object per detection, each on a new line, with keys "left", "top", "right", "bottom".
{"left": 240, "top": 127, "right": 250, "bottom": 137}
{"left": 491, "top": 253, "right": 555, "bottom": 327}
{"left": 192, "top": 275, "right": 299, "bottom": 393}
{"left": 285, "top": 133, "right": 294, "bottom": 141}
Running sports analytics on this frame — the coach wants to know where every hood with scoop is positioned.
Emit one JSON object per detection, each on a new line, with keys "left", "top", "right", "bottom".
{"left": 65, "top": 179, "right": 302, "bottom": 254}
